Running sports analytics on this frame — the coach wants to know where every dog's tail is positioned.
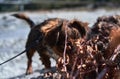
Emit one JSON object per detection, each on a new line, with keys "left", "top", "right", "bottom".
{"left": 12, "top": 13, "right": 35, "bottom": 28}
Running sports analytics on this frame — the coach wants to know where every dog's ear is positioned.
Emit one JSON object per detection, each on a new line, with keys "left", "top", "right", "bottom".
{"left": 69, "top": 20, "right": 89, "bottom": 38}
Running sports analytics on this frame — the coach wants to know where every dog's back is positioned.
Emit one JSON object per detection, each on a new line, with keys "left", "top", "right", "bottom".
{"left": 12, "top": 13, "right": 89, "bottom": 74}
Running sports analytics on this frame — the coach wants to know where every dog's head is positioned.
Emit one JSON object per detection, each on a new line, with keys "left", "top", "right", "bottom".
{"left": 57, "top": 19, "right": 89, "bottom": 46}
{"left": 68, "top": 20, "right": 89, "bottom": 39}
{"left": 97, "top": 15, "right": 120, "bottom": 24}
{"left": 45, "top": 19, "right": 89, "bottom": 52}
{"left": 91, "top": 15, "right": 120, "bottom": 34}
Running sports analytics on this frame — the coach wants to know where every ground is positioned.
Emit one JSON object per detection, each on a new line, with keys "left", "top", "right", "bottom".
{"left": 0, "top": 8, "right": 120, "bottom": 79}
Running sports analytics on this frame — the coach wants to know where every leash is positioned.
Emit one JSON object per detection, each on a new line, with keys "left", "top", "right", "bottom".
{"left": 0, "top": 33, "right": 42, "bottom": 66}
{"left": 0, "top": 19, "right": 63, "bottom": 66}
{"left": 0, "top": 49, "right": 27, "bottom": 66}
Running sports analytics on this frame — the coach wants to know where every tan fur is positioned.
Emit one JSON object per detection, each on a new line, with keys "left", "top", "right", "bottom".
{"left": 106, "top": 28, "right": 120, "bottom": 59}
{"left": 12, "top": 13, "right": 89, "bottom": 75}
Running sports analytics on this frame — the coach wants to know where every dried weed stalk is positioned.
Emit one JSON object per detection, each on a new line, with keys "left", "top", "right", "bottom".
{"left": 56, "top": 15, "right": 120, "bottom": 79}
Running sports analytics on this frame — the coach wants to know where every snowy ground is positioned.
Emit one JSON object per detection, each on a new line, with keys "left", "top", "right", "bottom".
{"left": 0, "top": 9, "right": 120, "bottom": 79}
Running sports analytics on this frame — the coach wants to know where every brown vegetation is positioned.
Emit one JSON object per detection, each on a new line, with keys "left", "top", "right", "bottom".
{"left": 12, "top": 13, "right": 89, "bottom": 75}
{"left": 56, "top": 15, "right": 120, "bottom": 79}
{"left": 13, "top": 14, "right": 120, "bottom": 79}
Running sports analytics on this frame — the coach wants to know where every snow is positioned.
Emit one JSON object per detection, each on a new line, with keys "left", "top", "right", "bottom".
{"left": 0, "top": 9, "right": 120, "bottom": 79}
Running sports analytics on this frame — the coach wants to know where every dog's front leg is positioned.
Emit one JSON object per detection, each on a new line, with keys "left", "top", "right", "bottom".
{"left": 37, "top": 47, "right": 51, "bottom": 69}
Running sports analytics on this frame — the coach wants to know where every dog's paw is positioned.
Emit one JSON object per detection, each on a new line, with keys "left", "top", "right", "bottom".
{"left": 26, "top": 69, "right": 33, "bottom": 75}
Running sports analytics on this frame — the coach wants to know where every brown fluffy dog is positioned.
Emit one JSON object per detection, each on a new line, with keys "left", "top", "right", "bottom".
{"left": 12, "top": 13, "right": 89, "bottom": 75}
{"left": 89, "top": 15, "right": 120, "bottom": 59}
{"left": 56, "top": 15, "right": 120, "bottom": 79}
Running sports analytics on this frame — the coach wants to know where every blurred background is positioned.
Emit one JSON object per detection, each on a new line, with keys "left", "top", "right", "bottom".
{"left": 0, "top": 0, "right": 120, "bottom": 12}
{"left": 0, "top": 0, "right": 120, "bottom": 79}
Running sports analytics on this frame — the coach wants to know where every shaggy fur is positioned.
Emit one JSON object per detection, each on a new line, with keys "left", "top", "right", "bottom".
{"left": 89, "top": 15, "right": 120, "bottom": 59}
{"left": 12, "top": 13, "right": 89, "bottom": 75}
{"left": 57, "top": 15, "right": 120, "bottom": 79}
